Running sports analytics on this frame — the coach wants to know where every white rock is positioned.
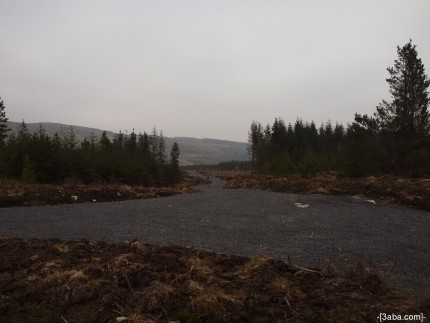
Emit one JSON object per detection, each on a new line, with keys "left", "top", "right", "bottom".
{"left": 294, "top": 202, "right": 310, "bottom": 208}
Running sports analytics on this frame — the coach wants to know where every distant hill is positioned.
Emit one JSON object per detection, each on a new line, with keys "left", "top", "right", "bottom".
{"left": 170, "top": 137, "right": 248, "bottom": 165}
{"left": 6, "top": 122, "right": 116, "bottom": 142}
{"left": 6, "top": 121, "right": 248, "bottom": 166}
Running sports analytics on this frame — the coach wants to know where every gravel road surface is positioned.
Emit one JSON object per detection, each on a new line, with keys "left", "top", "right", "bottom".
{"left": 1, "top": 171, "right": 429, "bottom": 298}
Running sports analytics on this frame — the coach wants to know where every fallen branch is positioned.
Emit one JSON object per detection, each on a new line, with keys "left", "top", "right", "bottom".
{"left": 124, "top": 274, "right": 137, "bottom": 297}
{"left": 293, "top": 265, "right": 322, "bottom": 276}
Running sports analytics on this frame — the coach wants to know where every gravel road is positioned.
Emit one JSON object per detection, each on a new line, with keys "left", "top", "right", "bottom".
{"left": 1, "top": 171, "right": 429, "bottom": 298}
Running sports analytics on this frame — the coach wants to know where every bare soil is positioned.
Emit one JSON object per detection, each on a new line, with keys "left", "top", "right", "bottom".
{"left": 206, "top": 171, "right": 430, "bottom": 212}
{"left": 0, "top": 238, "right": 428, "bottom": 322}
{"left": 0, "top": 173, "right": 209, "bottom": 208}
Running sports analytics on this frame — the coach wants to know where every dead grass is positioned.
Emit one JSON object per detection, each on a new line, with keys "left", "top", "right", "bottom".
{"left": 206, "top": 171, "right": 430, "bottom": 211}
{"left": 0, "top": 238, "right": 428, "bottom": 322}
{"left": 141, "top": 281, "right": 175, "bottom": 311}
{"left": 234, "top": 254, "right": 271, "bottom": 279}
{"left": 189, "top": 284, "right": 235, "bottom": 319}
{"left": 188, "top": 257, "right": 213, "bottom": 280}
{"left": 0, "top": 172, "right": 210, "bottom": 208}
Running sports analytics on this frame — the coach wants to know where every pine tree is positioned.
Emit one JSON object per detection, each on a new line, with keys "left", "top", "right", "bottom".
{"left": 165, "top": 141, "right": 181, "bottom": 184}
{"left": 99, "top": 131, "right": 111, "bottom": 151}
{"left": 63, "top": 126, "right": 78, "bottom": 150}
{"left": 355, "top": 41, "right": 430, "bottom": 136}
{"left": 17, "top": 120, "right": 30, "bottom": 143}
{"left": 0, "top": 97, "right": 10, "bottom": 146}
{"left": 14, "top": 120, "right": 31, "bottom": 175}
{"left": 98, "top": 131, "right": 113, "bottom": 180}
{"left": 149, "top": 127, "right": 159, "bottom": 161}
{"left": 170, "top": 142, "right": 180, "bottom": 167}
{"left": 138, "top": 132, "right": 150, "bottom": 153}
{"left": 354, "top": 40, "right": 430, "bottom": 174}
{"left": 157, "top": 130, "right": 167, "bottom": 165}
{"left": 113, "top": 131, "right": 125, "bottom": 151}
{"left": 0, "top": 97, "right": 9, "bottom": 175}
{"left": 30, "top": 125, "right": 53, "bottom": 183}
{"left": 126, "top": 129, "right": 137, "bottom": 155}
{"left": 381, "top": 41, "right": 429, "bottom": 136}
{"left": 20, "top": 154, "right": 37, "bottom": 184}
{"left": 248, "top": 121, "right": 263, "bottom": 174}
{"left": 271, "top": 118, "right": 282, "bottom": 150}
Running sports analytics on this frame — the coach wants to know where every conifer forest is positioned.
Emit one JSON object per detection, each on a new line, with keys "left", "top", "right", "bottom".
{"left": 247, "top": 41, "right": 430, "bottom": 177}
{"left": 0, "top": 105, "right": 181, "bottom": 185}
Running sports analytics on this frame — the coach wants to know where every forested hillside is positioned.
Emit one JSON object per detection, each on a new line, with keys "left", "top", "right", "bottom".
{"left": 0, "top": 113, "right": 181, "bottom": 185}
{"left": 248, "top": 41, "right": 430, "bottom": 177}
{"left": 6, "top": 122, "right": 248, "bottom": 166}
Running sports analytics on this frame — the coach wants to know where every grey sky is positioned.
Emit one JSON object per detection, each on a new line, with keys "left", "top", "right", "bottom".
{"left": 1, "top": 1, "right": 429, "bottom": 142}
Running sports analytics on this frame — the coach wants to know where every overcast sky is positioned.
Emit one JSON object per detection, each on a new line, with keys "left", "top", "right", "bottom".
{"left": 1, "top": 1, "right": 429, "bottom": 142}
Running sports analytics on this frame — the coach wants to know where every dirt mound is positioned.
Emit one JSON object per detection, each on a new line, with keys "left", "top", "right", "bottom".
{"left": 0, "top": 238, "right": 428, "bottom": 322}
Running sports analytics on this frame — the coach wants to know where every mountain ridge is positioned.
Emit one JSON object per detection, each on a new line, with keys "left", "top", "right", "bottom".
{"left": 6, "top": 121, "right": 248, "bottom": 166}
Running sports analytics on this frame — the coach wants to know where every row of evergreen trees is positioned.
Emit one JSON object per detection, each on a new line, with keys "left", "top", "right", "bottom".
{"left": 248, "top": 41, "right": 430, "bottom": 177}
{"left": 248, "top": 119, "right": 345, "bottom": 175}
{"left": 0, "top": 104, "right": 181, "bottom": 185}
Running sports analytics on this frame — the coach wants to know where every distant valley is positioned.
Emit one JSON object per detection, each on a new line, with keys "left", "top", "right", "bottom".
{"left": 6, "top": 122, "right": 248, "bottom": 166}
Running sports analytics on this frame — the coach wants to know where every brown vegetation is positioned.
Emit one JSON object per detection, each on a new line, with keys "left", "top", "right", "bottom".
{"left": 206, "top": 171, "right": 430, "bottom": 211}
{"left": 0, "top": 173, "right": 209, "bottom": 208}
{"left": 0, "top": 238, "right": 428, "bottom": 322}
